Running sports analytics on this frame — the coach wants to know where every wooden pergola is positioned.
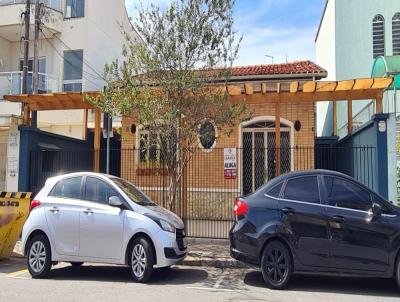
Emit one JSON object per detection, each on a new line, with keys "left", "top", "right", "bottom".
{"left": 5, "top": 91, "right": 103, "bottom": 172}
{"left": 5, "top": 77, "right": 393, "bottom": 176}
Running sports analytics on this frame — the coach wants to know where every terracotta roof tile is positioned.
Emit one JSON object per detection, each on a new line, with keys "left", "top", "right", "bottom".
{"left": 230, "top": 60, "right": 327, "bottom": 77}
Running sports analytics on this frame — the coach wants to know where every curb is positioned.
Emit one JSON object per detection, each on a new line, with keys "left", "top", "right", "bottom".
{"left": 12, "top": 240, "right": 251, "bottom": 269}
{"left": 182, "top": 256, "right": 250, "bottom": 268}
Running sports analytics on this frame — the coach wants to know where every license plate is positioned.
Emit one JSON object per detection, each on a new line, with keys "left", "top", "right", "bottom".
{"left": 183, "top": 237, "right": 188, "bottom": 249}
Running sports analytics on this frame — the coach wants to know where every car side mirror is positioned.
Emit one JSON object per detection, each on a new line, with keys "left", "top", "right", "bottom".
{"left": 109, "top": 196, "right": 123, "bottom": 208}
{"left": 371, "top": 203, "right": 383, "bottom": 216}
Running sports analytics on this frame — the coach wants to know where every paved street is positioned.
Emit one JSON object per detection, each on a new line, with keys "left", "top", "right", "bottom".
{"left": 0, "top": 257, "right": 399, "bottom": 302}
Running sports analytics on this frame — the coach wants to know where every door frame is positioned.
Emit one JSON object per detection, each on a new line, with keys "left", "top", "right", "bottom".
{"left": 238, "top": 116, "right": 295, "bottom": 194}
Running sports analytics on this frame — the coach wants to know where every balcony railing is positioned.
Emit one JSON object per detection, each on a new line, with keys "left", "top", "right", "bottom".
{"left": 0, "top": 71, "right": 59, "bottom": 99}
{"left": 0, "top": 0, "right": 61, "bottom": 11}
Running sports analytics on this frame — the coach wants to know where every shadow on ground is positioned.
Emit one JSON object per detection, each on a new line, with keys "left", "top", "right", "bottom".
{"left": 48, "top": 264, "right": 208, "bottom": 285}
{"left": 244, "top": 270, "right": 400, "bottom": 297}
{"left": 0, "top": 256, "right": 26, "bottom": 274}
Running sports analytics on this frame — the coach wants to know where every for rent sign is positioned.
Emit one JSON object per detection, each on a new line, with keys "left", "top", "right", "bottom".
{"left": 224, "top": 148, "right": 237, "bottom": 179}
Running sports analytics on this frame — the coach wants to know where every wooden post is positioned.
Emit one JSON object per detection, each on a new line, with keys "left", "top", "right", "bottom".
{"left": 275, "top": 101, "right": 281, "bottom": 177}
{"left": 376, "top": 92, "right": 383, "bottom": 114}
{"left": 94, "top": 108, "right": 101, "bottom": 172}
{"left": 23, "top": 106, "right": 31, "bottom": 125}
{"left": 347, "top": 99, "right": 353, "bottom": 135}
{"left": 82, "top": 109, "right": 88, "bottom": 140}
{"left": 332, "top": 101, "right": 337, "bottom": 136}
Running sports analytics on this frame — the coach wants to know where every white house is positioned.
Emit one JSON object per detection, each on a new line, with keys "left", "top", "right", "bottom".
{"left": 0, "top": 0, "right": 140, "bottom": 191}
{"left": 315, "top": 0, "right": 400, "bottom": 137}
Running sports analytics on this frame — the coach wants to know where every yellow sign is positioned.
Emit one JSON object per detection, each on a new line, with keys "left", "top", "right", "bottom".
{"left": 0, "top": 192, "right": 31, "bottom": 259}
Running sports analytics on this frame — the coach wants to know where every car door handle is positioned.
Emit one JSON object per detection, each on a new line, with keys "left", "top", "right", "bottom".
{"left": 49, "top": 206, "right": 59, "bottom": 213}
{"left": 282, "top": 207, "right": 295, "bottom": 215}
{"left": 332, "top": 215, "right": 345, "bottom": 223}
{"left": 83, "top": 208, "right": 93, "bottom": 216}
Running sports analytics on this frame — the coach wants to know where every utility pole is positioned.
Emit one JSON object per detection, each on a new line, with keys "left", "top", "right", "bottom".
{"left": 22, "top": 0, "right": 31, "bottom": 96}
{"left": 32, "top": 0, "right": 42, "bottom": 128}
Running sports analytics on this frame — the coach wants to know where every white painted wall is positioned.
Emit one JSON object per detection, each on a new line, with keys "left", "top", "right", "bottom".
{"left": 316, "top": 0, "right": 400, "bottom": 136}
{"left": 315, "top": 0, "right": 336, "bottom": 136}
{"left": 0, "top": 0, "right": 139, "bottom": 139}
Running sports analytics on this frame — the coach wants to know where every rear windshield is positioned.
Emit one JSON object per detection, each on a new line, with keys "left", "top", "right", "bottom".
{"left": 111, "top": 178, "right": 156, "bottom": 206}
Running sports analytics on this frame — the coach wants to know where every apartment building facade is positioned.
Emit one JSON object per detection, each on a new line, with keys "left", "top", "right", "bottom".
{"left": 0, "top": 0, "right": 139, "bottom": 191}
{"left": 0, "top": 0, "right": 139, "bottom": 137}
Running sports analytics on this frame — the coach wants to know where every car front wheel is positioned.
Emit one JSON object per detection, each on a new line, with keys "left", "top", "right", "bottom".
{"left": 128, "top": 237, "right": 155, "bottom": 283}
{"left": 27, "top": 234, "right": 52, "bottom": 279}
{"left": 261, "top": 240, "right": 292, "bottom": 290}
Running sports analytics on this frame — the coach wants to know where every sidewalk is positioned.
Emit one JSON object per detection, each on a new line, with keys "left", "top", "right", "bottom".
{"left": 12, "top": 238, "right": 250, "bottom": 269}
{"left": 183, "top": 238, "right": 249, "bottom": 268}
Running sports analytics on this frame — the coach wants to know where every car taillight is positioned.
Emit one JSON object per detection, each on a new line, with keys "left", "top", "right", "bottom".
{"left": 234, "top": 198, "right": 248, "bottom": 216}
{"left": 30, "top": 200, "right": 41, "bottom": 212}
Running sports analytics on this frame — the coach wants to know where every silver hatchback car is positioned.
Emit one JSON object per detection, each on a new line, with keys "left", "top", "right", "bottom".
{"left": 22, "top": 172, "right": 187, "bottom": 282}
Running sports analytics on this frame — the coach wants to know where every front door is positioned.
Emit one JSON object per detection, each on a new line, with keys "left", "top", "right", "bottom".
{"left": 79, "top": 176, "right": 125, "bottom": 260}
{"left": 322, "top": 176, "right": 392, "bottom": 272}
{"left": 45, "top": 176, "right": 82, "bottom": 256}
{"left": 242, "top": 127, "right": 291, "bottom": 195}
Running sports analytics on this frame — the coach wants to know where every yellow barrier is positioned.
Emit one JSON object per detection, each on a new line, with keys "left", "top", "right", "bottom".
{"left": 0, "top": 192, "right": 32, "bottom": 259}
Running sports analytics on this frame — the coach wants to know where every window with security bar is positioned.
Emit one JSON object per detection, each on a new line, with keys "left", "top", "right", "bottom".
{"left": 393, "top": 13, "right": 400, "bottom": 55}
{"left": 372, "top": 15, "right": 385, "bottom": 58}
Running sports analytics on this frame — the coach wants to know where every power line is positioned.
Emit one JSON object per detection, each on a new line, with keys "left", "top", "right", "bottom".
{"left": 47, "top": 29, "right": 107, "bottom": 82}
{"left": 40, "top": 29, "right": 104, "bottom": 90}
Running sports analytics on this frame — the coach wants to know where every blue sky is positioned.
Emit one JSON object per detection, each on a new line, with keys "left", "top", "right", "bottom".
{"left": 125, "top": 0, "right": 326, "bottom": 66}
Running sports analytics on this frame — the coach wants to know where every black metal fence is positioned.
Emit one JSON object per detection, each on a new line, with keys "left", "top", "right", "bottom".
{"left": 28, "top": 145, "right": 377, "bottom": 239}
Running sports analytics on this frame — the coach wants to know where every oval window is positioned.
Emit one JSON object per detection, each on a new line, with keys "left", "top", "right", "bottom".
{"left": 199, "top": 121, "right": 216, "bottom": 150}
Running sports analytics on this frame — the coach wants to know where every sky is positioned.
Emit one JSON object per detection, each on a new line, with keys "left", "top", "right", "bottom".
{"left": 124, "top": 0, "right": 326, "bottom": 66}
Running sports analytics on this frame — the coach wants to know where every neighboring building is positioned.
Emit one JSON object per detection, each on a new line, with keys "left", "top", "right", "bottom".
{"left": 315, "top": 0, "right": 400, "bottom": 137}
{"left": 0, "top": 0, "right": 140, "bottom": 191}
{"left": 0, "top": 0, "right": 139, "bottom": 138}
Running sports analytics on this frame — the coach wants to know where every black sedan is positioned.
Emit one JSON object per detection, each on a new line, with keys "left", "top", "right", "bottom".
{"left": 230, "top": 170, "right": 400, "bottom": 290}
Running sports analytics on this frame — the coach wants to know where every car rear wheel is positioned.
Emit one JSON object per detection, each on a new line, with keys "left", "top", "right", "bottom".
{"left": 128, "top": 237, "right": 155, "bottom": 283}
{"left": 27, "top": 234, "right": 52, "bottom": 279}
{"left": 261, "top": 241, "right": 292, "bottom": 290}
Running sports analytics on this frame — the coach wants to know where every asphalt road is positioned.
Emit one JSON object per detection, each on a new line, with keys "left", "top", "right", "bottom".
{"left": 1, "top": 257, "right": 399, "bottom": 302}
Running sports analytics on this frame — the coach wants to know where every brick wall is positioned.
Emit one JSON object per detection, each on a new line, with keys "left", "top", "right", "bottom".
{"left": 119, "top": 95, "right": 315, "bottom": 195}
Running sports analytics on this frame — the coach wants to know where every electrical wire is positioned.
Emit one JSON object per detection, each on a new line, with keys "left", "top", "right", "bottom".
{"left": 40, "top": 28, "right": 104, "bottom": 90}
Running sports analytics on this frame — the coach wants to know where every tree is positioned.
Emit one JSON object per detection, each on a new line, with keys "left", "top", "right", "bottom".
{"left": 88, "top": 0, "right": 248, "bottom": 212}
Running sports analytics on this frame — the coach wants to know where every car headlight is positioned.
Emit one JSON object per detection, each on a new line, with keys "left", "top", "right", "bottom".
{"left": 144, "top": 214, "right": 176, "bottom": 233}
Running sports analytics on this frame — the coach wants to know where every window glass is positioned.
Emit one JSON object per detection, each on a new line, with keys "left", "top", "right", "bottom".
{"left": 66, "top": 0, "right": 85, "bottom": 18}
{"left": 51, "top": 177, "right": 82, "bottom": 199}
{"left": 64, "top": 50, "right": 83, "bottom": 81}
{"left": 325, "top": 177, "right": 372, "bottom": 211}
{"left": 111, "top": 178, "right": 156, "bottom": 206}
{"left": 266, "top": 182, "right": 283, "bottom": 198}
{"left": 199, "top": 121, "right": 216, "bottom": 150}
{"left": 84, "top": 177, "right": 119, "bottom": 205}
{"left": 283, "top": 176, "right": 320, "bottom": 204}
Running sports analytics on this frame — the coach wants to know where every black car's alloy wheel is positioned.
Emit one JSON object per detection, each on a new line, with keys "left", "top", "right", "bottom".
{"left": 128, "top": 237, "right": 155, "bottom": 283}
{"left": 261, "top": 241, "right": 292, "bottom": 289}
{"left": 27, "top": 234, "right": 52, "bottom": 279}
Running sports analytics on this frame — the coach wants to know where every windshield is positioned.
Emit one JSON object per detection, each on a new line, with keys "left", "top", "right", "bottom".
{"left": 111, "top": 178, "right": 156, "bottom": 206}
